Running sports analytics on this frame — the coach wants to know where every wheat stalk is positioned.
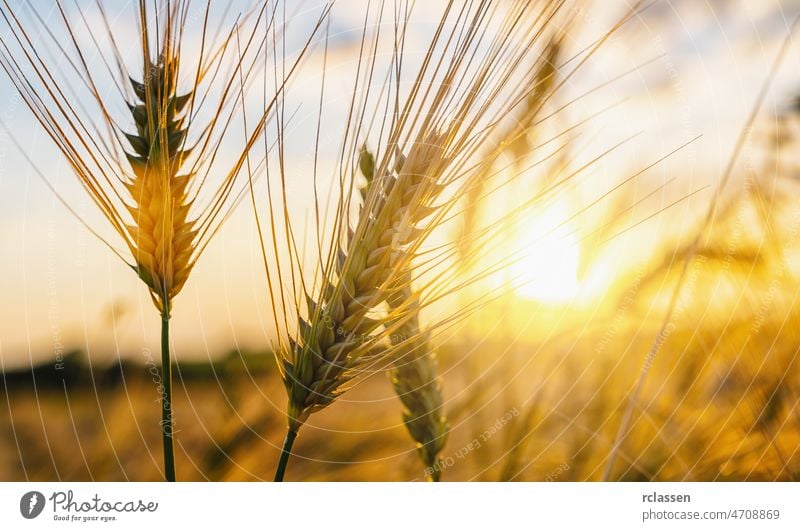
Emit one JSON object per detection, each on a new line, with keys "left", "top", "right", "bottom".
{"left": 256, "top": 0, "right": 595, "bottom": 481}
{"left": 270, "top": 125, "right": 452, "bottom": 479}
{"left": 288, "top": 129, "right": 449, "bottom": 426}
{"left": 389, "top": 283, "right": 449, "bottom": 481}
{"left": 0, "top": 0, "right": 325, "bottom": 480}
{"left": 361, "top": 146, "right": 449, "bottom": 478}
{"left": 359, "top": 147, "right": 448, "bottom": 480}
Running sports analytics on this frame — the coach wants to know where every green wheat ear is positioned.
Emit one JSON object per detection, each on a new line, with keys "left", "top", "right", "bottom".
{"left": 360, "top": 147, "right": 449, "bottom": 481}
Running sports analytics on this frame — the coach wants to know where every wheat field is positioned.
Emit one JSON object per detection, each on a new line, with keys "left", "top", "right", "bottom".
{"left": 0, "top": 0, "right": 799, "bottom": 482}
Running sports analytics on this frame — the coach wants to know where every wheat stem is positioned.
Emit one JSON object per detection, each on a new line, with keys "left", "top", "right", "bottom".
{"left": 160, "top": 304, "right": 175, "bottom": 482}
{"left": 274, "top": 428, "right": 298, "bottom": 482}
{"left": 0, "top": 0, "right": 328, "bottom": 482}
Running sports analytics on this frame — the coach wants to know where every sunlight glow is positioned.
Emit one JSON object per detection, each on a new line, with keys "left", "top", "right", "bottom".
{"left": 511, "top": 202, "right": 581, "bottom": 303}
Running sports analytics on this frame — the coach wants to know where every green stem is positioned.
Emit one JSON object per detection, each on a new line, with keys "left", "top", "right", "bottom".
{"left": 161, "top": 307, "right": 176, "bottom": 482}
{"left": 273, "top": 429, "right": 298, "bottom": 482}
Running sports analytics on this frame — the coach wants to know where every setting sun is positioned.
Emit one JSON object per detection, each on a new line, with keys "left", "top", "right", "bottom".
{"left": 511, "top": 202, "right": 581, "bottom": 303}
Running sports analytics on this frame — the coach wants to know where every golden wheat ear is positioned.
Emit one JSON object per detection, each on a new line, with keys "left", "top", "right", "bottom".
{"left": 0, "top": 0, "right": 328, "bottom": 481}
{"left": 258, "top": 0, "right": 653, "bottom": 481}
{"left": 259, "top": 1, "right": 576, "bottom": 480}
{"left": 123, "top": 55, "right": 196, "bottom": 314}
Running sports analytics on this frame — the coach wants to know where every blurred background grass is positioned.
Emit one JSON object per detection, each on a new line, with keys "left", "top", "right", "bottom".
{"left": 3, "top": 172, "right": 799, "bottom": 480}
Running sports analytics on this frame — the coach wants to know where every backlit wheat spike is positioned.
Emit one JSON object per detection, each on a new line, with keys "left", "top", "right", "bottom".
{"left": 285, "top": 129, "right": 450, "bottom": 430}
{"left": 0, "top": 0, "right": 327, "bottom": 481}
{"left": 263, "top": 0, "right": 637, "bottom": 481}
{"left": 361, "top": 147, "right": 448, "bottom": 481}
{"left": 389, "top": 283, "right": 448, "bottom": 481}
{"left": 125, "top": 54, "right": 195, "bottom": 313}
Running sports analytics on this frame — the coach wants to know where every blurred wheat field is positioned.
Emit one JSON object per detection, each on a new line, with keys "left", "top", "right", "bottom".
{"left": 1, "top": 0, "right": 800, "bottom": 482}
{"left": 3, "top": 182, "right": 799, "bottom": 480}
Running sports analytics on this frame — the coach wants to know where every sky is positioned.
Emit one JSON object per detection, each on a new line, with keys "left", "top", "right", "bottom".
{"left": 1, "top": 0, "right": 799, "bottom": 369}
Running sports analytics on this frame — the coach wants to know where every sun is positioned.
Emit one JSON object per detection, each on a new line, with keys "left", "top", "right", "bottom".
{"left": 510, "top": 201, "right": 581, "bottom": 303}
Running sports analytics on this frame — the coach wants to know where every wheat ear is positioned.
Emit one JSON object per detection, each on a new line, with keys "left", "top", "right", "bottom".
{"left": 263, "top": 0, "right": 592, "bottom": 480}
{"left": 271, "top": 130, "right": 450, "bottom": 480}
{"left": 360, "top": 148, "right": 448, "bottom": 480}
{"left": 389, "top": 284, "right": 449, "bottom": 481}
{"left": 128, "top": 47, "right": 191, "bottom": 481}
{"left": 125, "top": 57, "right": 193, "bottom": 315}
{"left": 0, "top": 0, "right": 325, "bottom": 480}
